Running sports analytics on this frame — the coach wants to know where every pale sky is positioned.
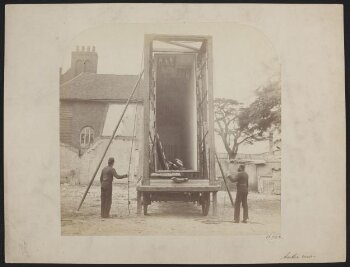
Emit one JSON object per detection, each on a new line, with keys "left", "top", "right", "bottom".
{"left": 61, "top": 22, "right": 280, "bottom": 153}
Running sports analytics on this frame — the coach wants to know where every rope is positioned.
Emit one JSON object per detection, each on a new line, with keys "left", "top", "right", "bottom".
{"left": 126, "top": 96, "right": 139, "bottom": 215}
{"left": 125, "top": 47, "right": 144, "bottom": 215}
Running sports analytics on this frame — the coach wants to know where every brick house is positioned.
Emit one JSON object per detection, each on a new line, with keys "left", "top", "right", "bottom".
{"left": 59, "top": 46, "right": 144, "bottom": 184}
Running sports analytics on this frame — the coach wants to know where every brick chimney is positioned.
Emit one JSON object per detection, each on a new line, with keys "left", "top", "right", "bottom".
{"left": 71, "top": 45, "right": 98, "bottom": 76}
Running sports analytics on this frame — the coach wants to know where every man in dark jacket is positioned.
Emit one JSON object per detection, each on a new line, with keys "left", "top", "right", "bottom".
{"left": 227, "top": 164, "right": 249, "bottom": 223}
{"left": 100, "top": 157, "right": 128, "bottom": 218}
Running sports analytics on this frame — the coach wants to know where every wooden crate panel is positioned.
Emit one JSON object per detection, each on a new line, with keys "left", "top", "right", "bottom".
{"left": 137, "top": 179, "right": 220, "bottom": 192}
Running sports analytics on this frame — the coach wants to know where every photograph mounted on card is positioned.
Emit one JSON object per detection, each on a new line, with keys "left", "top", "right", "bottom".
{"left": 59, "top": 25, "right": 281, "bottom": 236}
{"left": 4, "top": 3, "right": 345, "bottom": 264}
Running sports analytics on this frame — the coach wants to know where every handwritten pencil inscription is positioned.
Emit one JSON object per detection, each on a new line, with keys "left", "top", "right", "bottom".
{"left": 281, "top": 252, "right": 315, "bottom": 260}
{"left": 266, "top": 234, "right": 281, "bottom": 240}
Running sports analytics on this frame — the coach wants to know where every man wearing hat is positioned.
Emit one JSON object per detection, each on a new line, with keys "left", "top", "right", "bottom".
{"left": 99, "top": 157, "right": 128, "bottom": 218}
{"left": 227, "top": 164, "right": 249, "bottom": 223}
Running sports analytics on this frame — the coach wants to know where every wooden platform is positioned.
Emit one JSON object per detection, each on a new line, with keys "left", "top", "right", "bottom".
{"left": 137, "top": 179, "right": 221, "bottom": 192}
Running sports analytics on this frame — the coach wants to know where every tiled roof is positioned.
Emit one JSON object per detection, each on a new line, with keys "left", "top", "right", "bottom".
{"left": 60, "top": 73, "right": 145, "bottom": 101}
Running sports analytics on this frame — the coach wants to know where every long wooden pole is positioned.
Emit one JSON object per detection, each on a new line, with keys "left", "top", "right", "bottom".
{"left": 215, "top": 153, "right": 234, "bottom": 207}
{"left": 77, "top": 69, "right": 144, "bottom": 211}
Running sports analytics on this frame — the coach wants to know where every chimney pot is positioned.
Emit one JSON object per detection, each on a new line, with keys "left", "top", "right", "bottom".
{"left": 92, "top": 46, "right": 95, "bottom": 52}
{"left": 87, "top": 46, "right": 90, "bottom": 52}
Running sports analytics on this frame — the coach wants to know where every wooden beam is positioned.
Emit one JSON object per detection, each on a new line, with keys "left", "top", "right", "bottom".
{"left": 137, "top": 179, "right": 221, "bottom": 192}
{"left": 152, "top": 34, "right": 209, "bottom": 42}
{"left": 142, "top": 35, "right": 153, "bottom": 186}
{"left": 153, "top": 48, "right": 197, "bottom": 54}
{"left": 206, "top": 37, "right": 216, "bottom": 185}
{"left": 212, "top": 192, "right": 218, "bottom": 215}
{"left": 157, "top": 39, "right": 200, "bottom": 52}
{"left": 199, "top": 39, "right": 207, "bottom": 54}
{"left": 198, "top": 44, "right": 210, "bottom": 181}
{"left": 136, "top": 191, "right": 142, "bottom": 215}
{"left": 137, "top": 186, "right": 221, "bottom": 192}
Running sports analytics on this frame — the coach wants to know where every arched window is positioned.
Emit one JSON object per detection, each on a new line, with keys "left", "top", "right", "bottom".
{"left": 80, "top": 126, "right": 94, "bottom": 147}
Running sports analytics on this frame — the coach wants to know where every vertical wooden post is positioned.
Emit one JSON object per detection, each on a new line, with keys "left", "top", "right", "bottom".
{"left": 136, "top": 102, "right": 144, "bottom": 181}
{"left": 137, "top": 191, "right": 142, "bottom": 215}
{"left": 142, "top": 35, "right": 153, "bottom": 186}
{"left": 212, "top": 192, "right": 217, "bottom": 216}
{"left": 206, "top": 37, "right": 216, "bottom": 185}
{"left": 198, "top": 49, "right": 209, "bottom": 180}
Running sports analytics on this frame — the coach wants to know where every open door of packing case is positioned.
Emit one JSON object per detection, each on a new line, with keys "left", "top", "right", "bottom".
{"left": 137, "top": 34, "right": 220, "bottom": 216}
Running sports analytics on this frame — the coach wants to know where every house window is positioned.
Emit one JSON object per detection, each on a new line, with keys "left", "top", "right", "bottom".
{"left": 80, "top": 126, "right": 94, "bottom": 147}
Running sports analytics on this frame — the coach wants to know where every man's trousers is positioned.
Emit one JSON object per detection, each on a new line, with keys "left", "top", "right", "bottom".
{"left": 234, "top": 191, "right": 248, "bottom": 222}
{"left": 101, "top": 185, "right": 112, "bottom": 218}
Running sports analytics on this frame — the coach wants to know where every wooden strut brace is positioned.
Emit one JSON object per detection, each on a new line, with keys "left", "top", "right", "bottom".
{"left": 77, "top": 69, "right": 144, "bottom": 211}
{"left": 215, "top": 153, "right": 235, "bottom": 207}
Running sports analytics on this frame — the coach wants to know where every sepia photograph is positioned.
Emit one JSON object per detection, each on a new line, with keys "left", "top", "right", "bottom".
{"left": 4, "top": 3, "right": 345, "bottom": 264}
{"left": 59, "top": 25, "right": 281, "bottom": 236}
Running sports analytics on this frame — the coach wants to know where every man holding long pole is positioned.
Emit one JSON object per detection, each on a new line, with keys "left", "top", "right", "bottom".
{"left": 227, "top": 164, "right": 249, "bottom": 223}
{"left": 100, "top": 157, "right": 128, "bottom": 218}
{"left": 77, "top": 69, "right": 144, "bottom": 211}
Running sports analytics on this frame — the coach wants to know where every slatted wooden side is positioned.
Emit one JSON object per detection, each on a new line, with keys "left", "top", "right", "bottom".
{"left": 195, "top": 56, "right": 202, "bottom": 178}
{"left": 60, "top": 101, "right": 72, "bottom": 144}
{"left": 196, "top": 49, "right": 210, "bottom": 181}
{"left": 206, "top": 38, "right": 216, "bottom": 185}
{"left": 142, "top": 36, "right": 153, "bottom": 185}
{"left": 148, "top": 55, "right": 157, "bottom": 173}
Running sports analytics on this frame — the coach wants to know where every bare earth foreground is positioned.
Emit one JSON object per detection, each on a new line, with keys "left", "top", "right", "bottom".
{"left": 61, "top": 181, "right": 280, "bottom": 236}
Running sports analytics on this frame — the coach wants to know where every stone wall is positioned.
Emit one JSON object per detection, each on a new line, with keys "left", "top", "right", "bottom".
{"left": 78, "top": 137, "right": 141, "bottom": 185}
{"left": 60, "top": 102, "right": 144, "bottom": 185}
{"left": 60, "top": 134, "right": 143, "bottom": 185}
{"left": 215, "top": 158, "right": 281, "bottom": 192}
{"left": 60, "top": 143, "right": 80, "bottom": 184}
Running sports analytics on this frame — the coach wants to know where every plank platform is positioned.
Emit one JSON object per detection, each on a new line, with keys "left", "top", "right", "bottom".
{"left": 137, "top": 179, "right": 221, "bottom": 192}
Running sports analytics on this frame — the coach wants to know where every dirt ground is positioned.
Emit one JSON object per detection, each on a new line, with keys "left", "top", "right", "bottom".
{"left": 61, "top": 180, "right": 280, "bottom": 236}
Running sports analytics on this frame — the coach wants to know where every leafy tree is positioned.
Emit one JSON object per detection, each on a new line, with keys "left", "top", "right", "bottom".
{"left": 214, "top": 80, "right": 281, "bottom": 159}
